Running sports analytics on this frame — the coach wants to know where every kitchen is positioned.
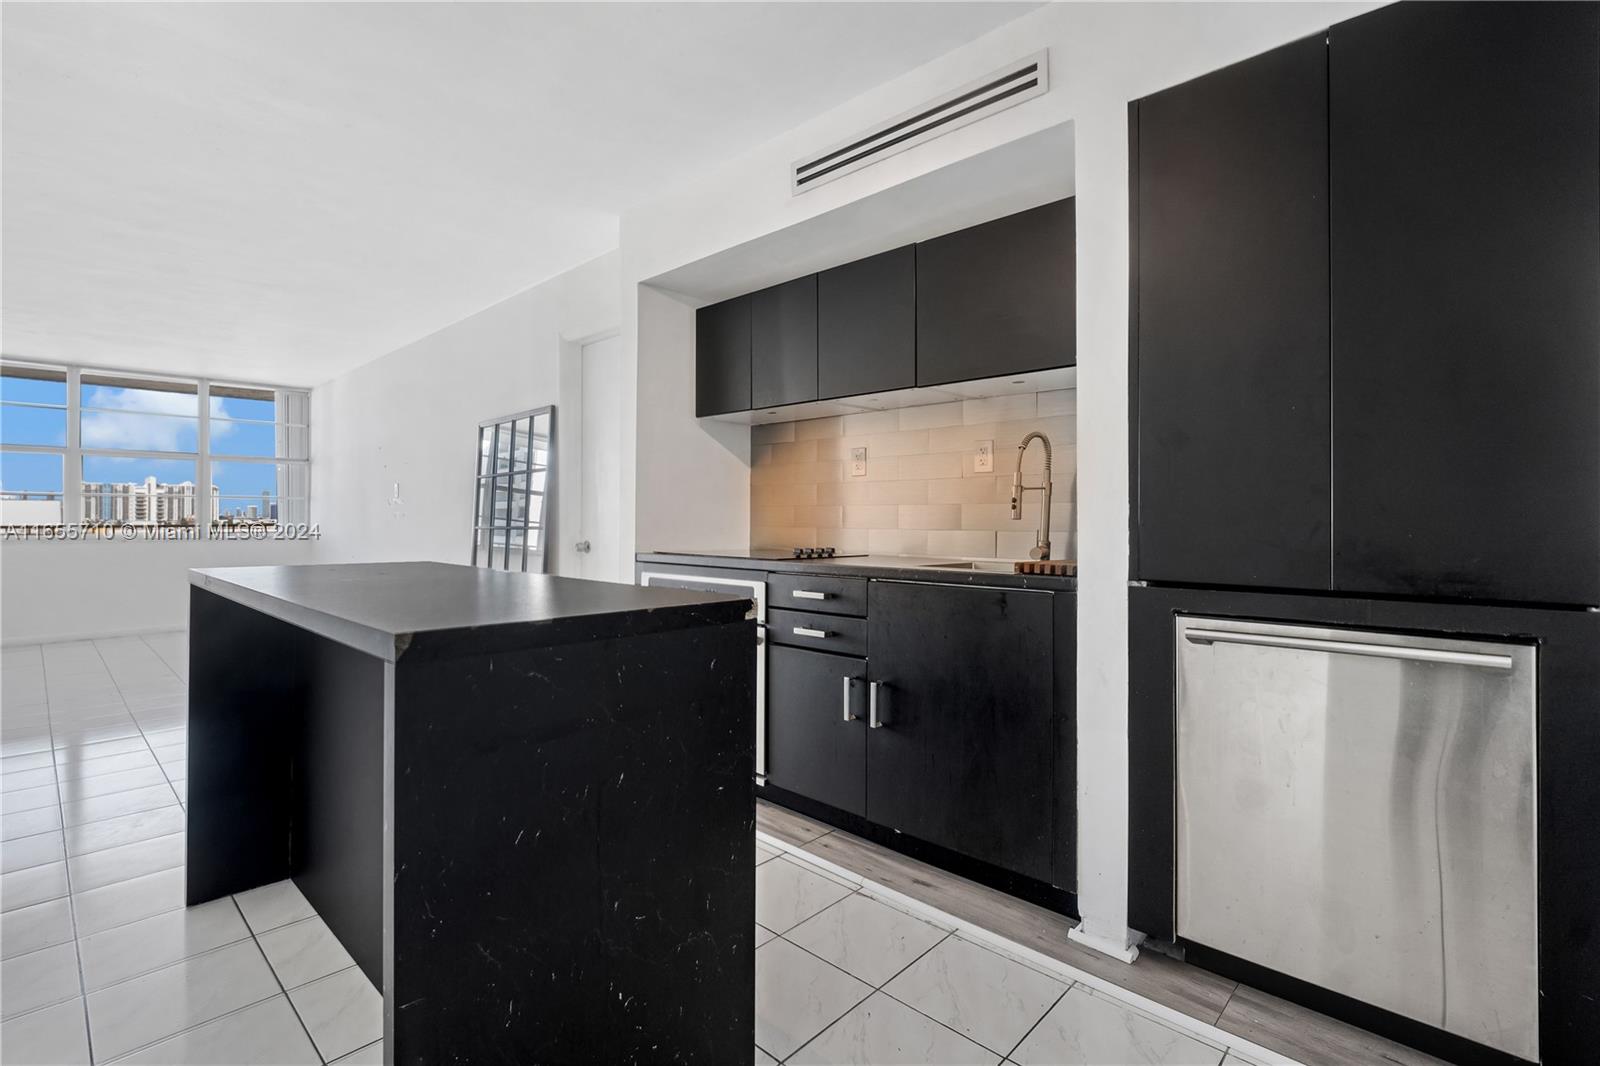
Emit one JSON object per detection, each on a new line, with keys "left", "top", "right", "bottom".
{"left": 1, "top": 2, "right": 1595, "bottom": 1065}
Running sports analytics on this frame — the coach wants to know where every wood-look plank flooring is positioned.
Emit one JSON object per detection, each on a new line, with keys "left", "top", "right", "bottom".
{"left": 757, "top": 799, "right": 1449, "bottom": 1066}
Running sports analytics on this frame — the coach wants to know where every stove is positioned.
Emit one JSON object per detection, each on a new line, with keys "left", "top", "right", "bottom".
{"left": 743, "top": 546, "right": 866, "bottom": 561}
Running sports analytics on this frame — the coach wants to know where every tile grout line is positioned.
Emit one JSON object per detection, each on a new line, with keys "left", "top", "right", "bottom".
{"left": 86, "top": 641, "right": 184, "bottom": 820}
{"left": 233, "top": 895, "right": 329, "bottom": 1064}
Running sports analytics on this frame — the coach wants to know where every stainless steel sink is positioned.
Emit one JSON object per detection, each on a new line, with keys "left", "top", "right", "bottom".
{"left": 917, "top": 560, "right": 1019, "bottom": 573}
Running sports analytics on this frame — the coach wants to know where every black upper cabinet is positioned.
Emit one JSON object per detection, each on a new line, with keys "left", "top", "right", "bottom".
{"left": 917, "top": 198, "right": 1076, "bottom": 387}
{"left": 1132, "top": 34, "right": 1332, "bottom": 590}
{"left": 694, "top": 296, "right": 751, "bottom": 418}
{"left": 1330, "top": 2, "right": 1600, "bottom": 605}
{"left": 751, "top": 276, "right": 818, "bottom": 410}
{"left": 865, "top": 581, "right": 1054, "bottom": 883}
{"left": 817, "top": 246, "right": 916, "bottom": 399}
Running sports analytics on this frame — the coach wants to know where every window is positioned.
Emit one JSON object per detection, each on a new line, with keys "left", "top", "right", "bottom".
{"left": 0, "top": 361, "right": 309, "bottom": 532}
{"left": 472, "top": 407, "right": 552, "bottom": 572}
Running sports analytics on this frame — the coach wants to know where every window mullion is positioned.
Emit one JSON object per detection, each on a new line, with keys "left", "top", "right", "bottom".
{"left": 198, "top": 379, "right": 211, "bottom": 535}
{"left": 65, "top": 366, "right": 81, "bottom": 525}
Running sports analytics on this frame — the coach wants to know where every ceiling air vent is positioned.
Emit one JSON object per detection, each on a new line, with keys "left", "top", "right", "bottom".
{"left": 792, "top": 52, "right": 1049, "bottom": 194}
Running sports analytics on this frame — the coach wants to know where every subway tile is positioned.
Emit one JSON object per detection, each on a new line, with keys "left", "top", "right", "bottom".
{"left": 926, "top": 531, "right": 999, "bottom": 559}
{"left": 769, "top": 439, "right": 819, "bottom": 466}
{"left": 1037, "top": 388, "right": 1077, "bottom": 417}
{"left": 752, "top": 422, "right": 796, "bottom": 446}
{"left": 929, "top": 477, "right": 1007, "bottom": 505}
{"left": 752, "top": 506, "right": 796, "bottom": 529}
{"left": 841, "top": 410, "right": 900, "bottom": 436}
{"left": 818, "top": 480, "right": 928, "bottom": 507}
{"left": 832, "top": 530, "right": 870, "bottom": 553}
{"left": 752, "top": 527, "right": 818, "bottom": 550}
{"left": 897, "top": 452, "right": 965, "bottom": 481}
{"left": 793, "top": 416, "right": 844, "bottom": 440}
{"left": 964, "top": 501, "right": 1040, "bottom": 531}
{"left": 792, "top": 506, "right": 842, "bottom": 529}
{"left": 867, "top": 530, "right": 928, "bottom": 556}
{"left": 751, "top": 483, "right": 817, "bottom": 507}
{"left": 897, "top": 504, "right": 962, "bottom": 531}
{"left": 963, "top": 394, "right": 1036, "bottom": 424}
{"left": 855, "top": 457, "right": 899, "bottom": 482}
{"left": 898, "top": 401, "right": 966, "bottom": 430}
{"left": 752, "top": 444, "right": 775, "bottom": 468}
{"left": 863, "top": 430, "right": 929, "bottom": 458}
{"left": 842, "top": 505, "right": 899, "bottom": 529}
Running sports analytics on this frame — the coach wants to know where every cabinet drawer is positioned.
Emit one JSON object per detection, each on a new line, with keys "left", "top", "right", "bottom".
{"left": 768, "top": 573, "right": 867, "bottom": 617}
{"left": 769, "top": 608, "right": 867, "bottom": 656}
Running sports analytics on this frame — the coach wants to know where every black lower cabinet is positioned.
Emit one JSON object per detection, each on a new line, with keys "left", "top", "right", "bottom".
{"left": 865, "top": 581, "right": 1055, "bottom": 884}
{"left": 765, "top": 645, "right": 866, "bottom": 815}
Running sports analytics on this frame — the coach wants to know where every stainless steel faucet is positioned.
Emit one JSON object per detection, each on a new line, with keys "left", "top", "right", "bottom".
{"left": 1010, "top": 432, "right": 1053, "bottom": 560}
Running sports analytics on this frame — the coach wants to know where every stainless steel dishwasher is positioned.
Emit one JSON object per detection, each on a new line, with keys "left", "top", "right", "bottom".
{"left": 1175, "top": 616, "right": 1537, "bottom": 1062}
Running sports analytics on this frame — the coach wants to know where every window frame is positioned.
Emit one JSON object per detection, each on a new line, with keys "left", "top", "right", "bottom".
{"left": 0, "top": 360, "right": 310, "bottom": 532}
{"left": 471, "top": 405, "right": 553, "bottom": 573}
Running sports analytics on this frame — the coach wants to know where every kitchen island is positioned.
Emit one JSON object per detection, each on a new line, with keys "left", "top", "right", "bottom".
{"left": 186, "top": 562, "right": 756, "bottom": 1065}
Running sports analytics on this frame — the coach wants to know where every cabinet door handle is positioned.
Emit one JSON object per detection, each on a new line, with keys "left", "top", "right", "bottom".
{"left": 841, "top": 676, "right": 858, "bottom": 722}
{"left": 793, "top": 626, "right": 829, "bottom": 639}
{"left": 791, "top": 590, "right": 828, "bottom": 600}
{"left": 868, "top": 681, "right": 885, "bottom": 729}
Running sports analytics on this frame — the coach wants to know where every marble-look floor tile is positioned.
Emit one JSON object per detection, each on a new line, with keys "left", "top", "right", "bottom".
{"left": 1010, "top": 986, "right": 1225, "bottom": 1066}
{"left": 55, "top": 750, "right": 157, "bottom": 782}
{"left": 1, "top": 942, "right": 83, "bottom": 1020}
{"left": 1, "top": 896, "right": 75, "bottom": 959}
{"left": 787, "top": 892, "right": 949, "bottom": 987}
{"left": 2, "top": 860, "right": 69, "bottom": 911}
{"left": 754, "top": 936, "right": 871, "bottom": 1061}
{"left": 791, "top": 990, "right": 1000, "bottom": 1065}
{"left": 330, "top": 1038, "right": 384, "bottom": 1065}
{"left": 884, "top": 936, "right": 1067, "bottom": 1056}
{"left": 288, "top": 965, "right": 382, "bottom": 1062}
{"left": 1, "top": 829, "right": 66, "bottom": 874}
{"left": 110, "top": 995, "right": 320, "bottom": 1065}
{"left": 2, "top": 784, "right": 60, "bottom": 814}
{"left": 756, "top": 842, "right": 779, "bottom": 865}
{"left": 80, "top": 897, "right": 250, "bottom": 991}
{"left": 87, "top": 939, "right": 280, "bottom": 1061}
{"left": 755, "top": 923, "right": 776, "bottom": 948}
{"left": 65, "top": 831, "right": 183, "bottom": 893}
{"left": 53, "top": 737, "right": 148, "bottom": 763}
{"left": 54, "top": 765, "right": 168, "bottom": 800}
{"left": 755, "top": 856, "right": 854, "bottom": 934}
{"left": 2, "top": 805, "right": 62, "bottom": 841}
{"left": 1, "top": 751, "right": 54, "bottom": 773}
{"left": 61, "top": 784, "right": 179, "bottom": 828}
{"left": 1, "top": 765, "right": 57, "bottom": 792}
{"left": 64, "top": 805, "right": 184, "bottom": 858}
{"left": 0, "top": 996, "right": 90, "bottom": 1065}
{"left": 258, "top": 916, "right": 356, "bottom": 990}
{"left": 233, "top": 879, "right": 316, "bottom": 934}
{"left": 755, "top": 1045, "right": 779, "bottom": 1065}
{"left": 72, "top": 866, "right": 185, "bottom": 936}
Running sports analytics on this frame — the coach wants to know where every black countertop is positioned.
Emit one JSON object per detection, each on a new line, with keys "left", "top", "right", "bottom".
{"left": 636, "top": 549, "right": 1077, "bottom": 592}
{"left": 190, "top": 561, "right": 752, "bottom": 662}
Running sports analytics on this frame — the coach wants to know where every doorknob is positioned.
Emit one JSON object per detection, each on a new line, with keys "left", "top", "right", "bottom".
{"left": 575, "top": 540, "right": 591, "bottom": 553}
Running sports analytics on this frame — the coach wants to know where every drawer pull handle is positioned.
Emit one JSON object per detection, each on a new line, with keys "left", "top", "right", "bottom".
{"left": 841, "top": 676, "right": 858, "bottom": 722}
{"left": 792, "top": 590, "right": 828, "bottom": 600}
{"left": 869, "top": 681, "right": 885, "bottom": 729}
{"left": 793, "top": 626, "right": 829, "bottom": 639}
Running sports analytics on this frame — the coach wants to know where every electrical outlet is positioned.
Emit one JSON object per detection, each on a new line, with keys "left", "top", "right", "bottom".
{"left": 850, "top": 447, "right": 868, "bottom": 478}
{"left": 974, "top": 440, "right": 994, "bottom": 473}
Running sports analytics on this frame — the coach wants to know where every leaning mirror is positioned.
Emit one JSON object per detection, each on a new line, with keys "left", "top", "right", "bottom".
{"left": 471, "top": 406, "right": 553, "bottom": 573}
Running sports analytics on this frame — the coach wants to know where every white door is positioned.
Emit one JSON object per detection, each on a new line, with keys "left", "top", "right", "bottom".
{"left": 578, "top": 334, "right": 624, "bottom": 581}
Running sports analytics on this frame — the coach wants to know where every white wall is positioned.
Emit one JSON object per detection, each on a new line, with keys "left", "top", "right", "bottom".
{"left": 619, "top": 1, "right": 1383, "bottom": 956}
{"left": 310, "top": 251, "right": 619, "bottom": 574}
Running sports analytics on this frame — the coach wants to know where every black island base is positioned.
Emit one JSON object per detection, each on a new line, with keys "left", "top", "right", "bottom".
{"left": 184, "top": 562, "right": 756, "bottom": 1065}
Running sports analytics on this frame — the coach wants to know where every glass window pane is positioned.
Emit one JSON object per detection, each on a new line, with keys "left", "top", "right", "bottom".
{"left": 209, "top": 384, "right": 275, "bottom": 423}
{"left": 208, "top": 419, "right": 278, "bottom": 458}
{"left": 1, "top": 365, "right": 67, "bottom": 406}
{"left": 1, "top": 450, "right": 64, "bottom": 525}
{"left": 81, "top": 410, "right": 198, "bottom": 453}
{"left": 1, "top": 404, "right": 68, "bottom": 446}
{"left": 215, "top": 497, "right": 278, "bottom": 524}
{"left": 494, "top": 424, "right": 514, "bottom": 474}
{"left": 477, "top": 427, "right": 493, "bottom": 479}
{"left": 81, "top": 456, "right": 198, "bottom": 527}
{"left": 81, "top": 374, "right": 197, "bottom": 414}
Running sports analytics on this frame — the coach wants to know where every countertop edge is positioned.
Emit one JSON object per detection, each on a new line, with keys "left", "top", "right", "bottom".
{"left": 635, "top": 552, "right": 1077, "bottom": 592}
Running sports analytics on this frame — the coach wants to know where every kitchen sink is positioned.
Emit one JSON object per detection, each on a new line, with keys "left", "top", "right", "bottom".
{"left": 918, "top": 560, "right": 1020, "bottom": 573}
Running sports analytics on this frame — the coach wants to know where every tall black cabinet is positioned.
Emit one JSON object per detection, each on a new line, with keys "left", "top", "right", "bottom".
{"left": 1329, "top": 1, "right": 1600, "bottom": 605}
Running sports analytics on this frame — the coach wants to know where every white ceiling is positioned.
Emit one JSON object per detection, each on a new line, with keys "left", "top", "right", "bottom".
{"left": 1, "top": 2, "right": 1035, "bottom": 386}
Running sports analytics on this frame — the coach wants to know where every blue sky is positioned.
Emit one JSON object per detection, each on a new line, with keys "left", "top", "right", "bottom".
{"left": 2, "top": 377, "right": 285, "bottom": 499}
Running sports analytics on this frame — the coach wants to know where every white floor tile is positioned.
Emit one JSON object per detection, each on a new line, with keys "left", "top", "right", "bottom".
{"left": 56, "top": 751, "right": 158, "bottom": 782}
{"left": 755, "top": 936, "right": 871, "bottom": 1061}
{"left": 2, "top": 784, "right": 60, "bottom": 815}
{"left": 109, "top": 995, "right": 320, "bottom": 1065}
{"left": 1010, "top": 986, "right": 1225, "bottom": 1066}
{"left": 883, "top": 936, "right": 1067, "bottom": 1056}
{"left": 2, "top": 805, "right": 62, "bottom": 841}
{"left": 755, "top": 923, "right": 776, "bottom": 948}
{"left": 755, "top": 856, "right": 854, "bottom": 934}
{"left": 756, "top": 842, "right": 779, "bottom": 865}
{"left": 64, "top": 805, "right": 185, "bottom": 858}
{"left": 62, "top": 784, "right": 179, "bottom": 828}
{"left": 258, "top": 916, "right": 357, "bottom": 990}
{"left": 55, "top": 765, "right": 168, "bottom": 801}
{"left": 1, "top": 829, "right": 66, "bottom": 874}
{"left": 53, "top": 737, "right": 149, "bottom": 764}
{"left": 87, "top": 939, "right": 280, "bottom": 1061}
{"left": 787, "top": 892, "right": 949, "bottom": 987}
{"left": 80, "top": 897, "right": 250, "bottom": 992}
{"left": 72, "top": 866, "right": 185, "bottom": 936}
{"left": 233, "top": 879, "right": 315, "bottom": 934}
{"left": 2, "top": 860, "right": 69, "bottom": 911}
{"left": 1, "top": 941, "right": 83, "bottom": 1020}
{"left": 1, "top": 896, "right": 75, "bottom": 959}
{"left": 330, "top": 1038, "right": 383, "bottom": 1064}
{"left": 288, "top": 965, "right": 382, "bottom": 1062}
{"left": 790, "top": 990, "right": 999, "bottom": 1065}
{"left": 1, "top": 752, "right": 54, "bottom": 774}
{"left": 755, "top": 1046, "right": 779, "bottom": 1066}
{"left": 2, "top": 766, "right": 57, "bottom": 793}
{"left": 0, "top": 996, "right": 91, "bottom": 1065}
{"left": 66, "top": 831, "right": 184, "bottom": 893}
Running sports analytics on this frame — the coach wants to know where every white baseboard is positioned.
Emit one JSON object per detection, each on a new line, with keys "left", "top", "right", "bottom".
{"left": 1068, "top": 922, "right": 1142, "bottom": 963}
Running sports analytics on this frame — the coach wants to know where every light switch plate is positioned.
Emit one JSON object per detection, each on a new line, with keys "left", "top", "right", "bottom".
{"left": 974, "top": 440, "right": 994, "bottom": 473}
{"left": 850, "top": 447, "right": 868, "bottom": 478}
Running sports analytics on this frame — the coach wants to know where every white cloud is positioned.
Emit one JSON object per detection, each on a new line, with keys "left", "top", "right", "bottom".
{"left": 79, "top": 388, "right": 234, "bottom": 451}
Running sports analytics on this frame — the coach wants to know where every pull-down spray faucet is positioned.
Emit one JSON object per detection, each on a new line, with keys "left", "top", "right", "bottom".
{"left": 1010, "top": 432, "right": 1053, "bottom": 560}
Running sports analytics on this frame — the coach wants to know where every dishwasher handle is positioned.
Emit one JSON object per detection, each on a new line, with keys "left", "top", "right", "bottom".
{"left": 1182, "top": 627, "right": 1514, "bottom": 670}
